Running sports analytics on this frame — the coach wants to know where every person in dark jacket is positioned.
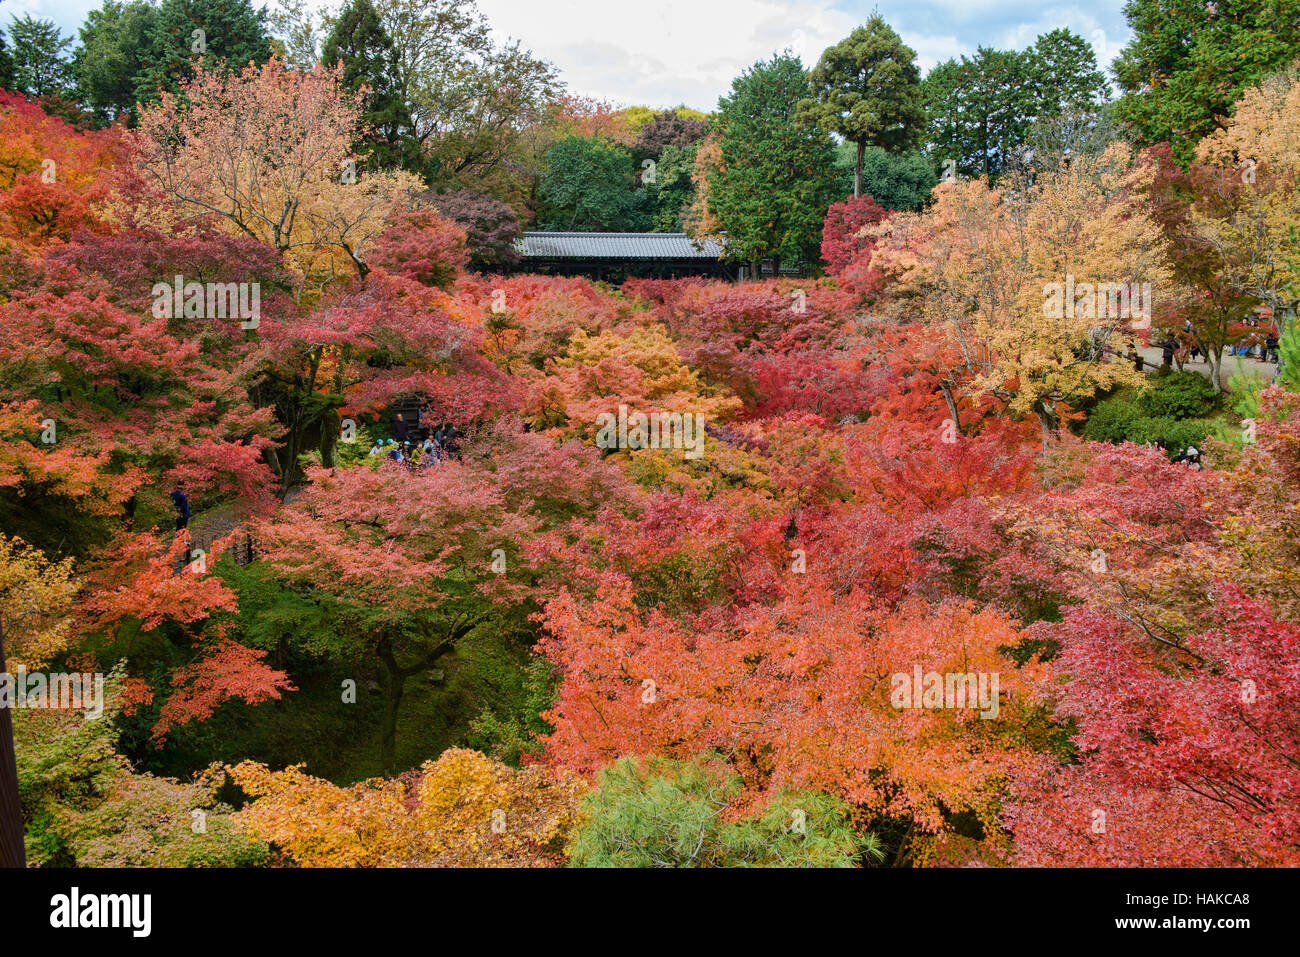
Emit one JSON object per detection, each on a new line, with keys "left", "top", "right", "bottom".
{"left": 169, "top": 482, "right": 191, "bottom": 531}
{"left": 441, "top": 425, "right": 460, "bottom": 460}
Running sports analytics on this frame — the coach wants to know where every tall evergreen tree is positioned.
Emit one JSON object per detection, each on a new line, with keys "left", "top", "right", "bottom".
{"left": 710, "top": 54, "right": 838, "bottom": 275}
{"left": 1113, "top": 0, "right": 1300, "bottom": 162}
{"left": 8, "top": 15, "right": 73, "bottom": 97}
{"left": 797, "top": 15, "right": 925, "bottom": 197}
{"left": 536, "top": 136, "right": 651, "bottom": 232}
{"left": 0, "top": 29, "right": 14, "bottom": 91}
{"left": 321, "top": 0, "right": 420, "bottom": 174}
{"left": 72, "top": 1, "right": 159, "bottom": 123}
{"left": 923, "top": 47, "right": 1037, "bottom": 181}
{"left": 135, "top": 0, "right": 271, "bottom": 106}
{"left": 1028, "top": 27, "right": 1109, "bottom": 117}
{"left": 924, "top": 29, "right": 1109, "bottom": 182}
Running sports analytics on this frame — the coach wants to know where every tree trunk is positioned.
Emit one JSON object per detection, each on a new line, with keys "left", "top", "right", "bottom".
{"left": 1034, "top": 400, "right": 1058, "bottom": 442}
{"left": 278, "top": 417, "right": 302, "bottom": 499}
{"left": 855, "top": 140, "right": 864, "bottom": 199}
{"left": 749, "top": 260, "right": 761, "bottom": 282}
{"left": 1207, "top": 346, "right": 1223, "bottom": 394}
{"left": 940, "top": 381, "right": 961, "bottom": 435}
{"left": 380, "top": 659, "right": 405, "bottom": 773}
{"left": 263, "top": 445, "right": 282, "bottom": 479}
{"left": 892, "top": 822, "right": 915, "bottom": 867}
{"left": 0, "top": 615, "right": 26, "bottom": 868}
{"left": 319, "top": 407, "right": 340, "bottom": 468}
{"left": 375, "top": 622, "right": 478, "bottom": 772}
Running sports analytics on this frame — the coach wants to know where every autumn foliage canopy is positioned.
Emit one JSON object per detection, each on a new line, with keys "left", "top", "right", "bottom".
{"left": 5, "top": 56, "right": 1300, "bottom": 871}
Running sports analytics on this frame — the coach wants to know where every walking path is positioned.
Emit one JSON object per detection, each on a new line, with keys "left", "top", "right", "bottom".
{"left": 1136, "top": 345, "right": 1278, "bottom": 390}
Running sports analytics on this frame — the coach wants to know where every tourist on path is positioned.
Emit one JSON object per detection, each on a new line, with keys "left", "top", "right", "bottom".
{"left": 170, "top": 482, "right": 191, "bottom": 531}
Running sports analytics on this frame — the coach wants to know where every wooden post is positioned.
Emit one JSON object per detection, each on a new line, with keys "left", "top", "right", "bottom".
{"left": 0, "top": 613, "right": 26, "bottom": 867}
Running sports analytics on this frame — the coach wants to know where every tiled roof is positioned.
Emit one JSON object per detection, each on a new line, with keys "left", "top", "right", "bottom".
{"left": 515, "top": 232, "right": 726, "bottom": 259}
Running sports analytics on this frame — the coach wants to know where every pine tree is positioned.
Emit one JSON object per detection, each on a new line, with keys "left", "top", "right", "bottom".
{"left": 710, "top": 54, "right": 838, "bottom": 275}
{"left": 1113, "top": 0, "right": 1300, "bottom": 162}
{"left": 135, "top": 0, "right": 271, "bottom": 106}
{"left": 321, "top": 0, "right": 420, "bottom": 174}
{"left": 796, "top": 15, "right": 925, "bottom": 197}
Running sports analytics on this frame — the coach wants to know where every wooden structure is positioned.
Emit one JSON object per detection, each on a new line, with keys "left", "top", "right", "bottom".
{"left": 512, "top": 232, "right": 736, "bottom": 281}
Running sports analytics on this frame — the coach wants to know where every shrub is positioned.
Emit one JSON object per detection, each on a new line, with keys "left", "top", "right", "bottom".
{"left": 1084, "top": 393, "right": 1220, "bottom": 454}
{"left": 1124, "top": 415, "right": 1218, "bottom": 453}
{"left": 1082, "top": 395, "right": 1142, "bottom": 443}
{"left": 566, "top": 755, "right": 882, "bottom": 868}
{"left": 1137, "top": 370, "right": 1220, "bottom": 419}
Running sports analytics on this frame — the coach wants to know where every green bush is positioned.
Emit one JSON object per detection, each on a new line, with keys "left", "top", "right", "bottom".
{"left": 1082, "top": 395, "right": 1142, "bottom": 443}
{"left": 1084, "top": 396, "right": 1220, "bottom": 454}
{"left": 1124, "top": 415, "right": 1218, "bottom": 452}
{"left": 566, "top": 754, "right": 883, "bottom": 868}
{"left": 16, "top": 669, "right": 268, "bottom": 867}
{"left": 1136, "top": 370, "right": 1220, "bottom": 419}
{"left": 1085, "top": 372, "right": 1223, "bottom": 454}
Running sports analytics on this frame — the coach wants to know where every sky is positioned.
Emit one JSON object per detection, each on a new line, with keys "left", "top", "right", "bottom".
{"left": 2, "top": 0, "right": 1132, "bottom": 112}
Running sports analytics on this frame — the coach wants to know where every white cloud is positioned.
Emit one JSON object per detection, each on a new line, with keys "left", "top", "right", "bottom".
{"left": 478, "top": 0, "right": 857, "bottom": 110}
{"left": 6, "top": 0, "right": 1132, "bottom": 110}
{"left": 899, "top": 31, "right": 969, "bottom": 73}
{"left": 2, "top": 0, "right": 87, "bottom": 28}
{"left": 476, "top": 0, "right": 1130, "bottom": 110}
{"left": 992, "top": 5, "right": 1129, "bottom": 68}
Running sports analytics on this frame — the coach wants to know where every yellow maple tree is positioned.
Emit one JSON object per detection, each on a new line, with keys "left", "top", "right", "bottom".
{"left": 227, "top": 748, "right": 586, "bottom": 867}
{"left": 126, "top": 59, "right": 424, "bottom": 295}
{"left": 0, "top": 534, "right": 77, "bottom": 668}
{"left": 869, "top": 144, "right": 1170, "bottom": 434}
{"left": 1191, "top": 67, "right": 1300, "bottom": 322}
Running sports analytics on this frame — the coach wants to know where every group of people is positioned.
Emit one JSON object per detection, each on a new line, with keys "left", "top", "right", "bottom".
{"left": 1156, "top": 318, "right": 1282, "bottom": 367}
{"left": 369, "top": 425, "right": 460, "bottom": 470}
{"left": 1230, "top": 330, "right": 1280, "bottom": 361}
{"left": 1152, "top": 438, "right": 1203, "bottom": 469}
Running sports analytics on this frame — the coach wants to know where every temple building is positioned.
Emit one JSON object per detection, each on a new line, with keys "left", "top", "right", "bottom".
{"left": 511, "top": 232, "right": 736, "bottom": 280}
